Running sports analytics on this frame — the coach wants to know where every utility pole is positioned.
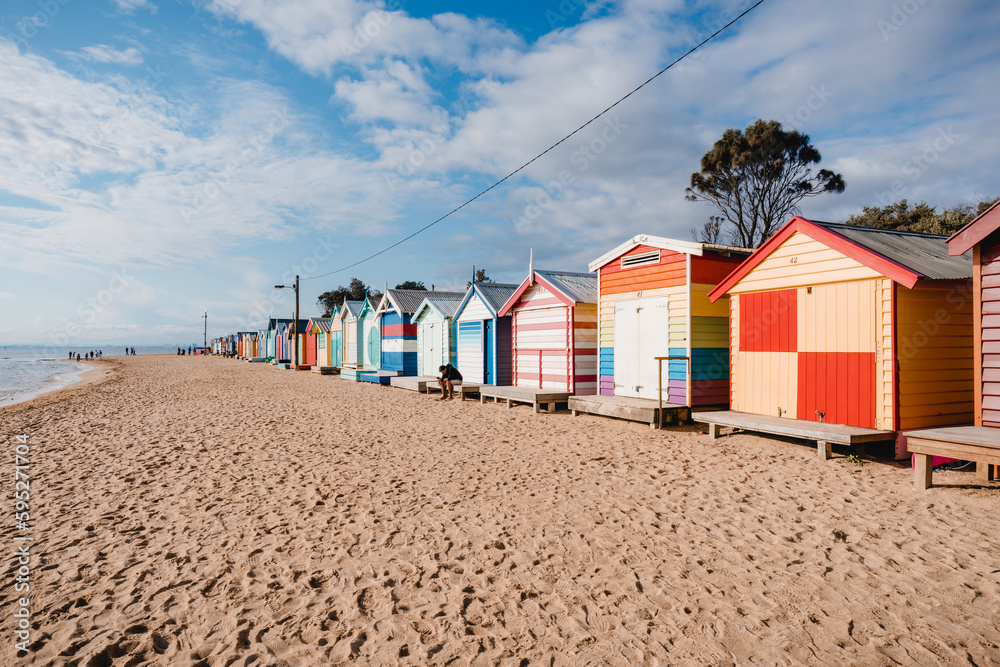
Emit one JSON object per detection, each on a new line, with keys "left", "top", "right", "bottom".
{"left": 203, "top": 312, "right": 208, "bottom": 354}
{"left": 274, "top": 275, "right": 301, "bottom": 368}
{"left": 294, "top": 274, "right": 300, "bottom": 368}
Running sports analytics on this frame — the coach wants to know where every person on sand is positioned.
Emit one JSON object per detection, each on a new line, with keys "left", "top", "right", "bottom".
{"left": 437, "top": 364, "right": 462, "bottom": 400}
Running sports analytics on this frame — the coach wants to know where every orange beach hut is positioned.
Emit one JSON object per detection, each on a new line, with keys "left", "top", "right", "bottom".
{"left": 709, "top": 216, "right": 973, "bottom": 456}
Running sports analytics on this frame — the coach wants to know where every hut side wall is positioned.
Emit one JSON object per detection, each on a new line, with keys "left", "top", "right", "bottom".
{"left": 572, "top": 303, "right": 598, "bottom": 395}
{"left": 512, "top": 283, "right": 572, "bottom": 391}
{"left": 382, "top": 309, "right": 418, "bottom": 375}
{"left": 876, "top": 279, "right": 896, "bottom": 431}
{"left": 896, "top": 280, "right": 974, "bottom": 429}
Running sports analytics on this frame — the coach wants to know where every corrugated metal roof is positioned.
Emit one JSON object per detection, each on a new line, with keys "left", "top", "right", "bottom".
{"left": 313, "top": 320, "right": 331, "bottom": 333}
{"left": 536, "top": 270, "right": 598, "bottom": 304}
{"left": 476, "top": 283, "right": 519, "bottom": 313}
{"left": 341, "top": 300, "right": 363, "bottom": 317}
{"left": 423, "top": 296, "right": 464, "bottom": 319}
{"left": 814, "top": 221, "right": 972, "bottom": 280}
{"left": 387, "top": 289, "right": 465, "bottom": 313}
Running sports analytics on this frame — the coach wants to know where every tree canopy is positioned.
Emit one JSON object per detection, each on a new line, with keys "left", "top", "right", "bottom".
{"left": 467, "top": 268, "right": 492, "bottom": 288}
{"left": 842, "top": 198, "right": 998, "bottom": 236}
{"left": 395, "top": 280, "right": 426, "bottom": 290}
{"left": 686, "top": 119, "right": 845, "bottom": 248}
{"left": 317, "top": 278, "right": 375, "bottom": 317}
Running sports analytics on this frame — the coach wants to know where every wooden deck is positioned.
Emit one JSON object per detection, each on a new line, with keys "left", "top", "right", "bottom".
{"left": 246, "top": 357, "right": 268, "bottom": 363}
{"left": 358, "top": 370, "right": 400, "bottom": 385}
{"left": 568, "top": 395, "right": 691, "bottom": 429}
{"left": 310, "top": 366, "right": 339, "bottom": 375}
{"left": 905, "top": 426, "right": 1000, "bottom": 490}
{"left": 478, "top": 386, "right": 571, "bottom": 414}
{"left": 389, "top": 376, "right": 437, "bottom": 392}
{"left": 694, "top": 411, "right": 896, "bottom": 460}
{"left": 339, "top": 367, "right": 368, "bottom": 382}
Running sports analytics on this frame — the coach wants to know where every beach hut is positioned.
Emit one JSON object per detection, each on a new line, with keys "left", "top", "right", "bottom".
{"left": 359, "top": 296, "right": 381, "bottom": 370}
{"left": 413, "top": 295, "right": 465, "bottom": 377}
{"left": 309, "top": 317, "right": 333, "bottom": 369}
{"left": 454, "top": 283, "right": 518, "bottom": 385}
{"left": 305, "top": 317, "right": 325, "bottom": 367}
{"left": 376, "top": 288, "right": 465, "bottom": 376}
{"left": 901, "top": 201, "right": 1000, "bottom": 487}
{"left": 496, "top": 268, "right": 599, "bottom": 395}
{"left": 339, "top": 301, "right": 363, "bottom": 368}
{"left": 327, "top": 304, "right": 343, "bottom": 368}
{"left": 587, "top": 235, "right": 750, "bottom": 405}
{"left": 703, "top": 216, "right": 973, "bottom": 458}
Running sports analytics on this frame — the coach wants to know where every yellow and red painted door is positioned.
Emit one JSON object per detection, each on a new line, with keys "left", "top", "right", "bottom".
{"left": 734, "top": 281, "right": 878, "bottom": 428}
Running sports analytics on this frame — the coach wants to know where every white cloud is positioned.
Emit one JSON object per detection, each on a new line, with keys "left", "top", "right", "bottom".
{"left": 111, "top": 0, "right": 153, "bottom": 13}
{"left": 66, "top": 45, "right": 145, "bottom": 65}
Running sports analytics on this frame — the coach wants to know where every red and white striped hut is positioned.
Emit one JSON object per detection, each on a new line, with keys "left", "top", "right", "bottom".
{"left": 497, "top": 266, "right": 598, "bottom": 395}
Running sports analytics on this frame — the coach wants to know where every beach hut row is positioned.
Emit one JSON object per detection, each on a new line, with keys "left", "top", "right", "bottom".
{"left": 215, "top": 215, "right": 1000, "bottom": 483}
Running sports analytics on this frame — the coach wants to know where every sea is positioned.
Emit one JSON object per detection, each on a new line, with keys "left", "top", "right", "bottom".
{"left": 0, "top": 346, "right": 178, "bottom": 407}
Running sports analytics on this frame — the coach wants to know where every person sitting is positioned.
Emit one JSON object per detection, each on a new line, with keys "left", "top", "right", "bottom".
{"left": 438, "top": 364, "right": 462, "bottom": 400}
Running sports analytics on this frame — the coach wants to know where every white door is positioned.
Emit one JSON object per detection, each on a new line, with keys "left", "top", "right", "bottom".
{"left": 422, "top": 321, "right": 437, "bottom": 376}
{"left": 614, "top": 296, "right": 670, "bottom": 400}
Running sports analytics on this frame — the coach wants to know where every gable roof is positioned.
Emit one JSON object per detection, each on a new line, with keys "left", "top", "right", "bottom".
{"left": 377, "top": 289, "right": 466, "bottom": 315}
{"left": 708, "top": 216, "right": 972, "bottom": 301}
{"left": 341, "top": 300, "right": 363, "bottom": 318}
{"left": 947, "top": 199, "right": 1000, "bottom": 255}
{"left": 454, "top": 282, "right": 520, "bottom": 319}
{"left": 498, "top": 269, "right": 598, "bottom": 316}
{"left": 414, "top": 295, "right": 464, "bottom": 321}
{"left": 309, "top": 320, "right": 331, "bottom": 333}
{"left": 588, "top": 234, "right": 751, "bottom": 272}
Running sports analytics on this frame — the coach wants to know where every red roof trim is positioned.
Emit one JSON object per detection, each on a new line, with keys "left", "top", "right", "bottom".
{"left": 708, "top": 216, "right": 924, "bottom": 302}
{"left": 947, "top": 199, "right": 1000, "bottom": 256}
{"left": 497, "top": 273, "right": 576, "bottom": 316}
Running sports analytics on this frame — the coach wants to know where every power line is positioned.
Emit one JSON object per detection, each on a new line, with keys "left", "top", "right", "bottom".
{"left": 304, "top": 0, "right": 768, "bottom": 283}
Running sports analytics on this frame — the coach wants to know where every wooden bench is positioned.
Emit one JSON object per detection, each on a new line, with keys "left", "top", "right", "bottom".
{"left": 568, "top": 395, "right": 691, "bottom": 429}
{"left": 905, "top": 426, "right": 1000, "bottom": 490}
{"left": 479, "top": 386, "right": 571, "bottom": 414}
{"left": 694, "top": 411, "right": 896, "bottom": 460}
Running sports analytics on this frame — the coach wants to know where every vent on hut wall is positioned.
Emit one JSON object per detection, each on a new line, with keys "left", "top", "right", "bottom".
{"left": 621, "top": 250, "right": 660, "bottom": 269}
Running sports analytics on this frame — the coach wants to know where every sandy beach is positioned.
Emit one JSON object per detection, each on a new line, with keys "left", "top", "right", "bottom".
{"left": 1, "top": 356, "right": 999, "bottom": 666}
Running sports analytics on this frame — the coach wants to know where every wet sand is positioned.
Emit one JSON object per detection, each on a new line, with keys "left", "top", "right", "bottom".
{"left": 1, "top": 355, "right": 999, "bottom": 666}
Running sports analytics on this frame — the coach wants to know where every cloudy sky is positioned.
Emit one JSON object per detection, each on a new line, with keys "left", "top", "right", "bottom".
{"left": 1, "top": 0, "right": 998, "bottom": 345}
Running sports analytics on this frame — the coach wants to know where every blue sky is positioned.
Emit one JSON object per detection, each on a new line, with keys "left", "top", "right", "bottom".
{"left": 1, "top": 0, "right": 998, "bottom": 345}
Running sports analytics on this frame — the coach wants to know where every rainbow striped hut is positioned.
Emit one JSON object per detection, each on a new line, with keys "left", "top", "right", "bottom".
{"left": 588, "top": 235, "right": 749, "bottom": 405}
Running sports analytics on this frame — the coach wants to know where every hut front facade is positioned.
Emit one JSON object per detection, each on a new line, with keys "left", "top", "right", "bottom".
{"left": 497, "top": 270, "right": 599, "bottom": 394}
{"left": 588, "top": 235, "right": 749, "bottom": 405}
{"left": 454, "top": 283, "right": 518, "bottom": 385}
{"left": 413, "top": 296, "right": 463, "bottom": 377}
{"left": 358, "top": 297, "right": 381, "bottom": 370}
{"left": 327, "top": 305, "right": 343, "bottom": 368}
{"left": 710, "top": 217, "right": 973, "bottom": 439}
{"left": 310, "top": 318, "right": 333, "bottom": 367}
{"left": 339, "top": 301, "right": 363, "bottom": 368}
{"left": 376, "top": 289, "right": 465, "bottom": 376}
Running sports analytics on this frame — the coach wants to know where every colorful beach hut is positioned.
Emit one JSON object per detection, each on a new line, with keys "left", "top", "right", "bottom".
{"left": 705, "top": 216, "right": 973, "bottom": 457}
{"left": 454, "top": 283, "right": 518, "bottom": 385}
{"left": 309, "top": 317, "right": 333, "bottom": 368}
{"left": 496, "top": 269, "right": 599, "bottom": 394}
{"left": 376, "top": 289, "right": 465, "bottom": 376}
{"left": 359, "top": 296, "right": 381, "bottom": 370}
{"left": 587, "top": 235, "right": 749, "bottom": 405}
{"left": 900, "top": 201, "right": 1000, "bottom": 487}
{"left": 305, "top": 318, "right": 322, "bottom": 367}
{"left": 413, "top": 295, "right": 464, "bottom": 377}
{"left": 339, "top": 301, "right": 363, "bottom": 368}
